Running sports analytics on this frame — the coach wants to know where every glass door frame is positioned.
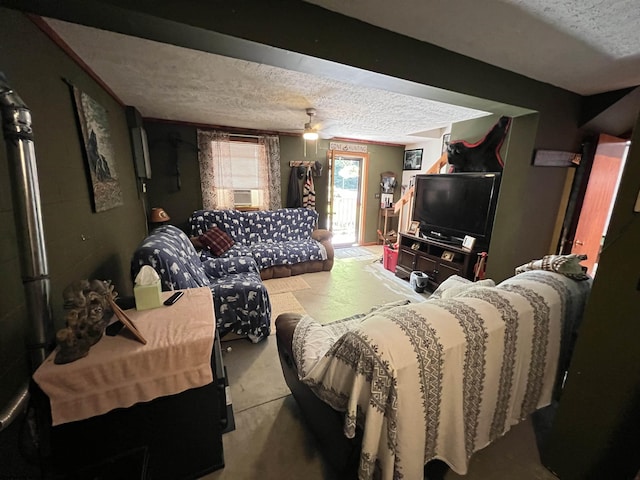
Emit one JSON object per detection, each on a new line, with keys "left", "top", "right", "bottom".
{"left": 327, "top": 149, "right": 369, "bottom": 246}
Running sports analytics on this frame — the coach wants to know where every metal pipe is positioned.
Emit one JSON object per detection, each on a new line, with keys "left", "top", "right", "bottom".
{"left": 0, "top": 72, "right": 54, "bottom": 430}
{"left": 0, "top": 383, "right": 29, "bottom": 432}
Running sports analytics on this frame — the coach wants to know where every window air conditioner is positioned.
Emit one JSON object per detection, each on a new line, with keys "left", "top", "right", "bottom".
{"left": 233, "top": 189, "right": 253, "bottom": 206}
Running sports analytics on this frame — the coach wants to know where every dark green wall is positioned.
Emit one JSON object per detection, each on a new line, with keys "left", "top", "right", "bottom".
{"left": 2, "top": 3, "right": 639, "bottom": 478}
{"left": 276, "top": 137, "right": 405, "bottom": 243}
{"left": 279, "top": 136, "right": 329, "bottom": 227}
{"left": 144, "top": 122, "right": 201, "bottom": 233}
{"left": 0, "top": 9, "right": 146, "bottom": 406}
{"left": 144, "top": 125, "right": 404, "bottom": 244}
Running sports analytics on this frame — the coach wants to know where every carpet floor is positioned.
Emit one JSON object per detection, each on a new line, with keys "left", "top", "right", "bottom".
{"left": 204, "top": 246, "right": 557, "bottom": 480}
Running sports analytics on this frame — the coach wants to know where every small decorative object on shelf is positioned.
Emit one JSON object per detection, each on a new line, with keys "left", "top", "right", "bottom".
{"left": 378, "top": 171, "right": 399, "bottom": 244}
{"left": 55, "top": 279, "right": 117, "bottom": 364}
{"left": 462, "top": 235, "right": 476, "bottom": 250}
{"left": 108, "top": 297, "right": 147, "bottom": 345}
{"left": 441, "top": 251, "right": 455, "bottom": 261}
{"left": 150, "top": 207, "right": 171, "bottom": 223}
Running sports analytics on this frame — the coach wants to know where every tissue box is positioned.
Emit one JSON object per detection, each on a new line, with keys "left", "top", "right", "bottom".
{"left": 134, "top": 280, "right": 163, "bottom": 310}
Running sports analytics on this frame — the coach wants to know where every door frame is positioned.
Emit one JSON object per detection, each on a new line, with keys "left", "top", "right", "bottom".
{"left": 327, "top": 149, "right": 369, "bottom": 246}
{"left": 558, "top": 133, "right": 629, "bottom": 275}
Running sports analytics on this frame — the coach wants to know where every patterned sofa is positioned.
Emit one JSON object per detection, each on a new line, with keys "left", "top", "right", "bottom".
{"left": 131, "top": 225, "right": 270, "bottom": 343}
{"left": 276, "top": 270, "right": 592, "bottom": 479}
{"left": 189, "top": 208, "right": 334, "bottom": 280}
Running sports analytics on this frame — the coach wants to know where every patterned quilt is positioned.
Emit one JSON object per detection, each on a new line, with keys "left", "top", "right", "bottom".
{"left": 292, "top": 270, "right": 591, "bottom": 479}
{"left": 131, "top": 225, "right": 270, "bottom": 342}
{"left": 189, "top": 208, "right": 327, "bottom": 270}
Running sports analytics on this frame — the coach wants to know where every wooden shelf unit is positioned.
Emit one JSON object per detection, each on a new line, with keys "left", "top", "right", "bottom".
{"left": 395, "top": 233, "right": 477, "bottom": 291}
{"left": 378, "top": 207, "right": 398, "bottom": 244}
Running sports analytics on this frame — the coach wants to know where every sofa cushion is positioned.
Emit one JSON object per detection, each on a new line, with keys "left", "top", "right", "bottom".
{"left": 200, "top": 226, "right": 235, "bottom": 256}
{"left": 131, "top": 225, "right": 210, "bottom": 291}
{"left": 208, "top": 272, "right": 271, "bottom": 342}
{"left": 429, "top": 275, "right": 471, "bottom": 299}
{"left": 189, "top": 208, "right": 331, "bottom": 275}
{"left": 429, "top": 275, "right": 496, "bottom": 300}
{"left": 249, "top": 242, "right": 288, "bottom": 269}
{"left": 200, "top": 255, "right": 258, "bottom": 279}
{"left": 247, "top": 208, "right": 319, "bottom": 243}
{"left": 280, "top": 239, "right": 327, "bottom": 264}
{"left": 190, "top": 209, "right": 249, "bottom": 244}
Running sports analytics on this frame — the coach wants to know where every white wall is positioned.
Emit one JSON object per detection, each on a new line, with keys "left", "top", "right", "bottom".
{"left": 398, "top": 130, "right": 450, "bottom": 232}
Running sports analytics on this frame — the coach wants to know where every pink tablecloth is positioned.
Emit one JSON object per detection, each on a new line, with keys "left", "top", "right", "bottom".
{"left": 33, "top": 287, "right": 215, "bottom": 426}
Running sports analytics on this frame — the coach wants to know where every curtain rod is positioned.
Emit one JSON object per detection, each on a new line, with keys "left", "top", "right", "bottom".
{"left": 230, "top": 133, "right": 261, "bottom": 139}
{"left": 289, "top": 161, "right": 316, "bottom": 166}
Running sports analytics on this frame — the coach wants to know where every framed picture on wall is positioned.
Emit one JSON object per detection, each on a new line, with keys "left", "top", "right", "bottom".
{"left": 72, "top": 85, "right": 124, "bottom": 212}
{"left": 442, "top": 133, "right": 451, "bottom": 154}
{"left": 403, "top": 149, "right": 423, "bottom": 170}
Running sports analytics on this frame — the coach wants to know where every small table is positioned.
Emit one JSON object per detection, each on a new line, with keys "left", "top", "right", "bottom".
{"left": 33, "top": 288, "right": 226, "bottom": 479}
{"left": 378, "top": 207, "right": 398, "bottom": 244}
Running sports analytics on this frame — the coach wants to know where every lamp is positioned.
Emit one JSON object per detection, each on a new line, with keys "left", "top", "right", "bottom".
{"left": 149, "top": 207, "right": 171, "bottom": 223}
{"left": 303, "top": 108, "right": 318, "bottom": 156}
{"left": 303, "top": 127, "right": 319, "bottom": 141}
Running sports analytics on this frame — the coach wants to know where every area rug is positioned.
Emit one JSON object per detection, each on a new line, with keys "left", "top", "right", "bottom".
{"left": 263, "top": 276, "right": 311, "bottom": 295}
{"left": 334, "top": 246, "right": 382, "bottom": 260}
{"left": 269, "top": 292, "right": 307, "bottom": 332}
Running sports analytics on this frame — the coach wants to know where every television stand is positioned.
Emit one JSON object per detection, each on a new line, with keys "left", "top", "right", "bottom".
{"left": 421, "top": 233, "right": 462, "bottom": 246}
{"left": 395, "top": 233, "right": 478, "bottom": 291}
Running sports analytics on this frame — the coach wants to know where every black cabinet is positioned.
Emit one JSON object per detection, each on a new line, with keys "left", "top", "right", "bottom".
{"left": 39, "top": 332, "right": 227, "bottom": 480}
{"left": 395, "top": 233, "right": 477, "bottom": 291}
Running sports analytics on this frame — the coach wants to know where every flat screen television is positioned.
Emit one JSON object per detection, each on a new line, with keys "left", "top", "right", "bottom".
{"left": 412, "top": 173, "right": 501, "bottom": 248}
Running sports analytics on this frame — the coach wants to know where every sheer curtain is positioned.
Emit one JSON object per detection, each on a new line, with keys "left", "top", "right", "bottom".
{"left": 260, "top": 135, "right": 282, "bottom": 210}
{"left": 198, "top": 130, "right": 282, "bottom": 210}
{"left": 198, "top": 130, "right": 233, "bottom": 209}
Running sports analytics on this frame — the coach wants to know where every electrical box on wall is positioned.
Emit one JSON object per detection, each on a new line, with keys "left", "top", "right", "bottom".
{"left": 126, "top": 106, "right": 152, "bottom": 179}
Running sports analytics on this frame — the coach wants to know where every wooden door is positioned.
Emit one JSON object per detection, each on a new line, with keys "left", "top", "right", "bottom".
{"left": 571, "top": 134, "right": 628, "bottom": 274}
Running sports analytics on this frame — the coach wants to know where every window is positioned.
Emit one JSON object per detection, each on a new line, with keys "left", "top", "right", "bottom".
{"left": 212, "top": 140, "right": 267, "bottom": 209}
{"left": 198, "top": 130, "right": 281, "bottom": 211}
{"left": 229, "top": 141, "right": 262, "bottom": 190}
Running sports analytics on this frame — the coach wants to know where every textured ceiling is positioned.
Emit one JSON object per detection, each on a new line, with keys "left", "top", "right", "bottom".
{"left": 306, "top": 0, "right": 640, "bottom": 95}
{"left": 44, "top": 1, "right": 640, "bottom": 145}
{"left": 44, "top": 18, "right": 490, "bottom": 145}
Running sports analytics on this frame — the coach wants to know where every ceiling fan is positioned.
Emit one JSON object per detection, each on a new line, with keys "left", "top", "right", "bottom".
{"left": 302, "top": 108, "right": 319, "bottom": 141}
{"left": 280, "top": 107, "right": 338, "bottom": 141}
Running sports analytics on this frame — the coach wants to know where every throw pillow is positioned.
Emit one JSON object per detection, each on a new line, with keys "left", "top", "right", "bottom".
{"left": 200, "top": 226, "right": 235, "bottom": 256}
{"left": 429, "top": 275, "right": 471, "bottom": 300}
{"left": 439, "top": 278, "right": 496, "bottom": 299}
{"left": 515, "top": 254, "right": 590, "bottom": 281}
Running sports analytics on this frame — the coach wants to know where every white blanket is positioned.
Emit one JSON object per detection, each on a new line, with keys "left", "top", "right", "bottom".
{"left": 293, "top": 271, "right": 591, "bottom": 479}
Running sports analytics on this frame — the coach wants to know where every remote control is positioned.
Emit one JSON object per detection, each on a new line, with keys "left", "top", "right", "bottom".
{"left": 164, "top": 291, "right": 184, "bottom": 306}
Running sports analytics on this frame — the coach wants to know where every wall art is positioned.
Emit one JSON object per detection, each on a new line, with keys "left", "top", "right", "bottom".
{"left": 73, "top": 86, "right": 123, "bottom": 212}
{"left": 403, "top": 149, "right": 423, "bottom": 170}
